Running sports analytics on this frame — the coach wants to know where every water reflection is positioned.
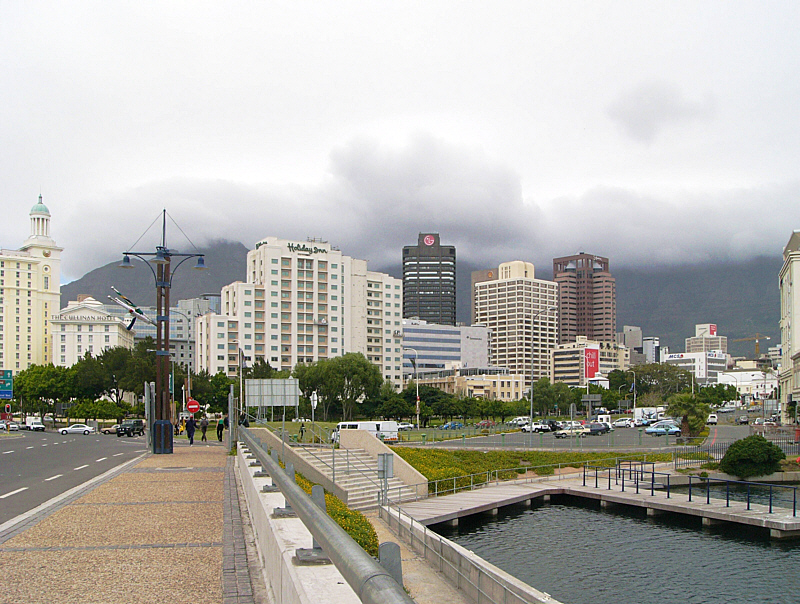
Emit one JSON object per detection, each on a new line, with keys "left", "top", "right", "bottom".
{"left": 436, "top": 496, "right": 800, "bottom": 604}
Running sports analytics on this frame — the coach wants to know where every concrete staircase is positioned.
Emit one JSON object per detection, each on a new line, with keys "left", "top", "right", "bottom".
{"left": 292, "top": 446, "right": 419, "bottom": 510}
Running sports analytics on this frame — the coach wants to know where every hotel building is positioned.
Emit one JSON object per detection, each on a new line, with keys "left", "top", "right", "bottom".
{"left": 196, "top": 238, "right": 404, "bottom": 386}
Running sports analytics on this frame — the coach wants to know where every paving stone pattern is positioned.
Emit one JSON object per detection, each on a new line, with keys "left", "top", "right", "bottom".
{"left": 0, "top": 445, "right": 265, "bottom": 604}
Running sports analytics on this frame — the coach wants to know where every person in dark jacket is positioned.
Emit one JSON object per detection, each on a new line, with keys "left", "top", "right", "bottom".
{"left": 200, "top": 416, "right": 209, "bottom": 442}
{"left": 185, "top": 416, "right": 197, "bottom": 445}
{"left": 217, "top": 416, "right": 225, "bottom": 442}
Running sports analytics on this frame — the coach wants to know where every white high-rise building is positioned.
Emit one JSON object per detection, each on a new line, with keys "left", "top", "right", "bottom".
{"left": 196, "top": 237, "right": 404, "bottom": 386}
{"left": 472, "top": 261, "right": 558, "bottom": 388}
{"left": 0, "top": 196, "right": 62, "bottom": 373}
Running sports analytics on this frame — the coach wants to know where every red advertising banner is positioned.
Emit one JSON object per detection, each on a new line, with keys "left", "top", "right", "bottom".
{"left": 584, "top": 348, "right": 599, "bottom": 380}
{"left": 709, "top": 324, "right": 717, "bottom": 336}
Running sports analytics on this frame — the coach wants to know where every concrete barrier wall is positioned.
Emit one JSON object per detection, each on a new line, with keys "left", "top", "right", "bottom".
{"left": 339, "top": 429, "right": 428, "bottom": 497}
{"left": 250, "top": 427, "right": 349, "bottom": 504}
{"left": 237, "top": 445, "right": 360, "bottom": 604}
{"left": 381, "top": 506, "right": 560, "bottom": 604}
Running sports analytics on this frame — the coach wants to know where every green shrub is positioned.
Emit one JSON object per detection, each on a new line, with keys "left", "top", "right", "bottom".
{"left": 719, "top": 435, "right": 785, "bottom": 479}
{"left": 391, "top": 447, "right": 672, "bottom": 489}
{"left": 292, "top": 472, "right": 379, "bottom": 557}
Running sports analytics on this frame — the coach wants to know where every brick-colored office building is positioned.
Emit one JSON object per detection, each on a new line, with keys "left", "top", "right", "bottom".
{"left": 553, "top": 252, "right": 616, "bottom": 344}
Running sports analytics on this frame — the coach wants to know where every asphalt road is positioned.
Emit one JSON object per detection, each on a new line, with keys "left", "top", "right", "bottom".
{"left": 0, "top": 428, "right": 148, "bottom": 525}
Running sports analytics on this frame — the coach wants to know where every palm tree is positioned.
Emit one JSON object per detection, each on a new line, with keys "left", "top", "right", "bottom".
{"left": 666, "top": 392, "right": 711, "bottom": 437}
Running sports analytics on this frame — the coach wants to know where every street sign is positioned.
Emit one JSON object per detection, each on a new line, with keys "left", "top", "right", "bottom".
{"left": 0, "top": 370, "right": 13, "bottom": 400}
{"left": 187, "top": 398, "right": 200, "bottom": 413}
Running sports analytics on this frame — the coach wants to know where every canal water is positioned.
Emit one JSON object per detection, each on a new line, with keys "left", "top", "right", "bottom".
{"left": 435, "top": 495, "right": 800, "bottom": 604}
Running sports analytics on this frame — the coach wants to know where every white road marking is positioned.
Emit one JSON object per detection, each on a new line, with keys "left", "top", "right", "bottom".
{"left": 41, "top": 444, "right": 47, "bottom": 447}
{"left": 2, "top": 450, "right": 12, "bottom": 455}
{"left": 26, "top": 446, "right": 34, "bottom": 449}
{"left": 95, "top": 457, "right": 107, "bottom": 462}
{"left": 112, "top": 452, "right": 124, "bottom": 457}
{"left": 74, "top": 464, "right": 89, "bottom": 470}
{"left": 44, "top": 474, "right": 63, "bottom": 482}
{"left": 0, "top": 487, "right": 28, "bottom": 499}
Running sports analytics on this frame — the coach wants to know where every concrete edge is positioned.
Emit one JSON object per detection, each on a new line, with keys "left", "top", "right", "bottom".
{"left": 382, "top": 505, "right": 562, "bottom": 604}
{"left": 0, "top": 451, "right": 149, "bottom": 538}
{"left": 236, "top": 444, "right": 361, "bottom": 604}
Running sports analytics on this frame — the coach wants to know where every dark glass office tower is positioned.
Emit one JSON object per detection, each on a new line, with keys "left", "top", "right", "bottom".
{"left": 402, "top": 233, "right": 456, "bottom": 325}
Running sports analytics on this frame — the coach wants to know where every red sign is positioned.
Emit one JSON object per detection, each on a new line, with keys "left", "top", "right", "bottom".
{"left": 187, "top": 398, "right": 200, "bottom": 413}
{"left": 584, "top": 348, "right": 599, "bottom": 380}
{"left": 709, "top": 324, "right": 717, "bottom": 336}
{"left": 423, "top": 235, "right": 435, "bottom": 246}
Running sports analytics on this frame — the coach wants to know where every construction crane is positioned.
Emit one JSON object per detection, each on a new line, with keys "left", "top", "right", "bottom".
{"left": 732, "top": 333, "right": 771, "bottom": 357}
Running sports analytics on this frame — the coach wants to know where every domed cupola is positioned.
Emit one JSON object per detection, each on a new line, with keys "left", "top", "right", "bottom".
{"left": 29, "top": 194, "right": 52, "bottom": 239}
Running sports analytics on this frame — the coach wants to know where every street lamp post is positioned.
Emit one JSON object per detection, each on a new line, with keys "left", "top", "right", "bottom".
{"left": 120, "top": 209, "right": 207, "bottom": 454}
{"left": 404, "top": 348, "right": 420, "bottom": 430}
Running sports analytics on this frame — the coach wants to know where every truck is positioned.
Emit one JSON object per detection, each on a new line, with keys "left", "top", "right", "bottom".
{"left": 25, "top": 416, "right": 46, "bottom": 431}
{"left": 331, "top": 421, "right": 399, "bottom": 443}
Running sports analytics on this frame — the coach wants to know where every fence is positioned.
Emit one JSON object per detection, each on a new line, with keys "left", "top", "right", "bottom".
{"left": 583, "top": 463, "right": 798, "bottom": 516}
{"left": 675, "top": 435, "right": 800, "bottom": 470}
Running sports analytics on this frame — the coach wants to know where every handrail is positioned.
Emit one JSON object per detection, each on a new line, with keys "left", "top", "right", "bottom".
{"left": 240, "top": 426, "right": 414, "bottom": 604}
{"left": 582, "top": 463, "right": 799, "bottom": 516}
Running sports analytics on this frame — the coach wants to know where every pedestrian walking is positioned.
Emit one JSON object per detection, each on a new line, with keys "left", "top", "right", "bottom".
{"left": 217, "top": 416, "right": 225, "bottom": 442}
{"left": 186, "top": 416, "right": 197, "bottom": 445}
{"left": 299, "top": 423, "right": 305, "bottom": 442}
{"left": 200, "top": 416, "right": 209, "bottom": 442}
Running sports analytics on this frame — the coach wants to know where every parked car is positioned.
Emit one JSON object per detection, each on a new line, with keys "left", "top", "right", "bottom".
{"left": 60, "top": 424, "right": 95, "bottom": 435}
{"left": 735, "top": 415, "right": 749, "bottom": 425}
{"left": 706, "top": 414, "right": 718, "bottom": 425}
{"left": 541, "top": 419, "right": 560, "bottom": 432}
{"left": 475, "top": 419, "right": 497, "bottom": 429}
{"left": 553, "top": 426, "right": 589, "bottom": 439}
{"left": 438, "top": 422, "right": 464, "bottom": 430}
{"left": 588, "top": 422, "right": 610, "bottom": 435}
{"left": 645, "top": 423, "right": 681, "bottom": 436}
{"left": 398, "top": 422, "right": 414, "bottom": 431}
{"left": 508, "top": 416, "right": 530, "bottom": 427}
{"left": 612, "top": 417, "right": 634, "bottom": 428}
{"left": 101, "top": 424, "right": 121, "bottom": 434}
{"left": 116, "top": 419, "right": 145, "bottom": 437}
{"left": 6, "top": 422, "right": 20, "bottom": 431}
{"left": 521, "top": 421, "right": 548, "bottom": 433}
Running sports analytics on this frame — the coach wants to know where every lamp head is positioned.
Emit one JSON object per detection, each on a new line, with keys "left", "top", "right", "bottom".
{"left": 150, "top": 248, "right": 168, "bottom": 265}
{"left": 193, "top": 256, "right": 208, "bottom": 270}
{"left": 119, "top": 254, "right": 134, "bottom": 269}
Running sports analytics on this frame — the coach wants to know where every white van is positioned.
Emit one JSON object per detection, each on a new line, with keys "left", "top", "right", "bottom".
{"left": 331, "top": 421, "right": 399, "bottom": 443}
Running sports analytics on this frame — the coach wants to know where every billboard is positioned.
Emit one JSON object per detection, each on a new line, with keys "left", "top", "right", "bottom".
{"left": 245, "top": 378, "right": 300, "bottom": 407}
{"left": 584, "top": 347, "right": 599, "bottom": 380}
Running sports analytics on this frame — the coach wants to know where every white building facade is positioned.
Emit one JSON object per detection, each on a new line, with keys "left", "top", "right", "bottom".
{"left": 779, "top": 231, "right": 800, "bottom": 422}
{"left": 664, "top": 351, "right": 728, "bottom": 386}
{"left": 401, "top": 318, "right": 491, "bottom": 380}
{"left": 473, "top": 261, "right": 558, "bottom": 388}
{"left": 196, "top": 238, "right": 404, "bottom": 386}
{"left": 0, "top": 196, "right": 62, "bottom": 373}
{"left": 52, "top": 297, "right": 134, "bottom": 366}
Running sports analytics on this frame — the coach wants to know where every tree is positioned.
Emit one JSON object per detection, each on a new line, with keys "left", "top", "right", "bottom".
{"left": 630, "top": 363, "right": 694, "bottom": 399}
{"left": 70, "top": 352, "right": 108, "bottom": 401}
{"left": 719, "top": 435, "right": 785, "bottom": 479}
{"left": 666, "top": 392, "right": 711, "bottom": 437}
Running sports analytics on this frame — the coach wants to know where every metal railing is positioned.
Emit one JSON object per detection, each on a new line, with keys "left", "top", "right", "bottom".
{"left": 582, "top": 463, "right": 798, "bottom": 516}
{"left": 240, "top": 427, "right": 414, "bottom": 604}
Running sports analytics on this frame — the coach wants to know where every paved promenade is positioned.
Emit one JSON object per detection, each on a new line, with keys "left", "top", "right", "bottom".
{"left": 0, "top": 440, "right": 266, "bottom": 604}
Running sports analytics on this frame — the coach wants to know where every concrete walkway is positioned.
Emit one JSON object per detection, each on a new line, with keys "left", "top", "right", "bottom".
{"left": 0, "top": 441, "right": 266, "bottom": 604}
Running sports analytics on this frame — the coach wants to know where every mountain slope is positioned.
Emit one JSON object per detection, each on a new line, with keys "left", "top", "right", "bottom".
{"left": 60, "top": 240, "right": 249, "bottom": 307}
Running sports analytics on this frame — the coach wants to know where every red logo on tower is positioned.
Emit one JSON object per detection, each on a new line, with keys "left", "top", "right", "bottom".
{"left": 423, "top": 235, "right": 435, "bottom": 246}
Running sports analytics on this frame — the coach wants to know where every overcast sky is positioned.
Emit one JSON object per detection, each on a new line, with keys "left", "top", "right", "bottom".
{"left": 2, "top": 1, "right": 799, "bottom": 283}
